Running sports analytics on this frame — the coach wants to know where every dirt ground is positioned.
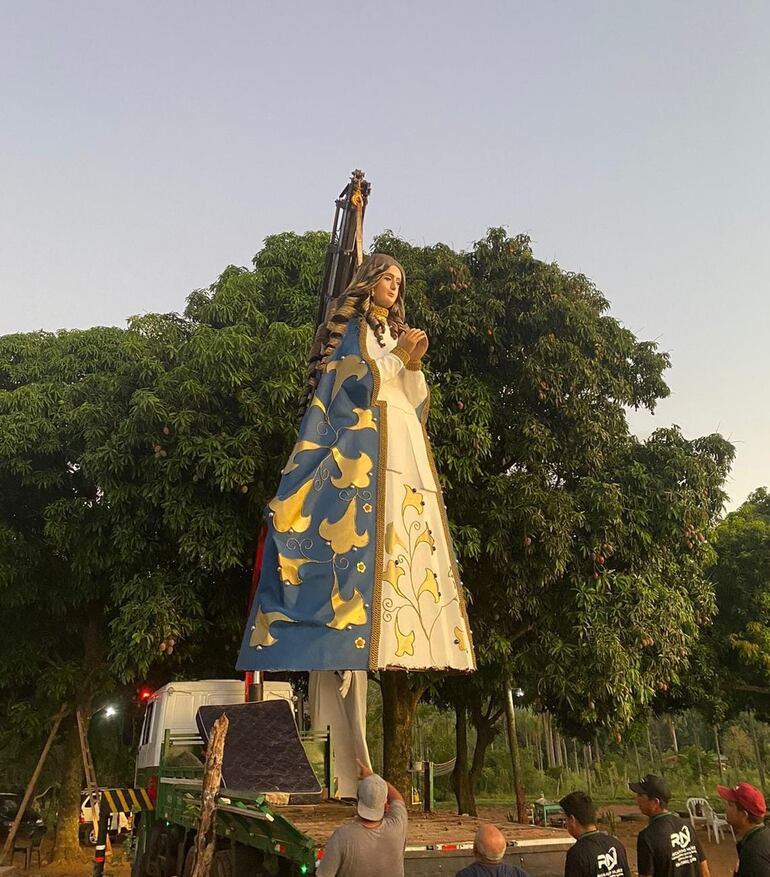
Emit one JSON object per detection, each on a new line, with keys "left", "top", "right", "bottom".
{"left": 3, "top": 806, "right": 740, "bottom": 876}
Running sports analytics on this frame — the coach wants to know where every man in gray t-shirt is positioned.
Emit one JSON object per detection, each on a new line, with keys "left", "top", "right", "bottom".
{"left": 317, "top": 760, "right": 408, "bottom": 877}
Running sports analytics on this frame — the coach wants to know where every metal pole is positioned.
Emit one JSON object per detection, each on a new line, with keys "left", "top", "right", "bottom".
{"left": 91, "top": 796, "right": 110, "bottom": 877}
{"left": 247, "top": 671, "right": 264, "bottom": 703}
{"left": 504, "top": 685, "right": 528, "bottom": 823}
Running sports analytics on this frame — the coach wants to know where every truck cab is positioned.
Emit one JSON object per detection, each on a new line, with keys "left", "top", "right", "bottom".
{"left": 135, "top": 679, "right": 294, "bottom": 786}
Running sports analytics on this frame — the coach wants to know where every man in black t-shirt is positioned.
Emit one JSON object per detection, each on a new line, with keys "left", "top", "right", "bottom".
{"left": 717, "top": 781, "right": 770, "bottom": 876}
{"left": 559, "top": 791, "right": 631, "bottom": 877}
{"left": 629, "top": 774, "right": 710, "bottom": 877}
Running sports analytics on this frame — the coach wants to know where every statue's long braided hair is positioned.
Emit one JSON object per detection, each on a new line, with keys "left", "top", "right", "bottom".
{"left": 300, "top": 253, "right": 407, "bottom": 415}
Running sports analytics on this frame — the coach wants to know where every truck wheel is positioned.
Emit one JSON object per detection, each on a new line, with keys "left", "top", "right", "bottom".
{"left": 212, "top": 851, "right": 233, "bottom": 877}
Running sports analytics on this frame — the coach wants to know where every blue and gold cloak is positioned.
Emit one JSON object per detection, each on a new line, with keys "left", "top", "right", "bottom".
{"left": 237, "top": 318, "right": 386, "bottom": 671}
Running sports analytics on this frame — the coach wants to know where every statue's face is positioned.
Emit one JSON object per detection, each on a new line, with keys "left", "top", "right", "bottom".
{"left": 372, "top": 265, "right": 402, "bottom": 309}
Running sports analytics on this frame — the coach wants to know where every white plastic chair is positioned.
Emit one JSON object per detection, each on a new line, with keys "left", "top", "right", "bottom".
{"left": 687, "top": 797, "right": 710, "bottom": 833}
{"left": 703, "top": 800, "right": 735, "bottom": 844}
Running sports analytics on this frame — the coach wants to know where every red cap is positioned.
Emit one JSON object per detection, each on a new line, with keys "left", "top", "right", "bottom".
{"left": 717, "top": 783, "right": 767, "bottom": 818}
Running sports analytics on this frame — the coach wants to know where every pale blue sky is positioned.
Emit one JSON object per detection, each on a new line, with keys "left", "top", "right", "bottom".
{"left": 1, "top": 1, "right": 767, "bottom": 510}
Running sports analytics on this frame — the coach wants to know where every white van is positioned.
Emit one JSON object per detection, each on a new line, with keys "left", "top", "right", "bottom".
{"left": 135, "top": 679, "right": 294, "bottom": 779}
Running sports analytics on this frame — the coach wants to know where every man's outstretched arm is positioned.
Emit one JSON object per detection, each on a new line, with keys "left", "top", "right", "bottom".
{"left": 356, "top": 759, "right": 405, "bottom": 806}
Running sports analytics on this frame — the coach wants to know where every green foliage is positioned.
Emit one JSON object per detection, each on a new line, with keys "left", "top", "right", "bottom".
{"left": 0, "top": 226, "right": 735, "bottom": 801}
{"left": 708, "top": 489, "right": 770, "bottom": 716}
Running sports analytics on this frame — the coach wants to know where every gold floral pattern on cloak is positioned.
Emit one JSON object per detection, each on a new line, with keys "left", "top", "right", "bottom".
{"left": 277, "top": 552, "right": 309, "bottom": 586}
{"left": 330, "top": 447, "right": 372, "bottom": 489}
{"left": 327, "top": 568, "right": 367, "bottom": 630}
{"left": 319, "top": 499, "right": 369, "bottom": 554}
{"left": 282, "top": 439, "right": 323, "bottom": 475}
{"left": 326, "top": 355, "right": 368, "bottom": 402}
{"left": 348, "top": 407, "right": 377, "bottom": 431}
{"left": 381, "top": 483, "right": 470, "bottom": 663}
{"left": 269, "top": 478, "right": 314, "bottom": 533}
{"left": 249, "top": 606, "right": 296, "bottom": 647}
{"left": 394, "top": 615, "right": 415, "bottom": 657}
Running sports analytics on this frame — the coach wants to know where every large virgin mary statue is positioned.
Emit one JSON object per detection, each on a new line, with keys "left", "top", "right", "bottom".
{"left": 237, "top": 253, "right": 475, "bottom": 674}
{"left": 237, "top": 254, "right": 474, "bottom": 795}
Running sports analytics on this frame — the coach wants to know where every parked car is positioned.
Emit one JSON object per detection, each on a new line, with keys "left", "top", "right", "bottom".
{"left": 79, "top": 793, "right": 132, "bottom": 845}
{"left": 0, "top": 793, "right": 46, "bottom": 841}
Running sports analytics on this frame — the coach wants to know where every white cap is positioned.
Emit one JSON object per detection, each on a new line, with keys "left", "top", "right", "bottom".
{"left": 357, "top": 774, "right": 388, "bottom": 821}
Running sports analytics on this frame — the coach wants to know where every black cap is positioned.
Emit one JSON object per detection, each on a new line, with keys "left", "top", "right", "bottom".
{"left": 629, "top": 774, "right": 671, "bottom": 803}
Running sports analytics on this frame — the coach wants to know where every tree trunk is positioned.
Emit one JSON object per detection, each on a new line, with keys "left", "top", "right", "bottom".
{"left": 544, "top": 714, "right": 556, "bottom": 768}
{"left": 668, "top": 716, "right": 679, "bottom": 754}
{"left": 504, "top": 686, "right": 527, "bottom": 823}
{"left": 553, "top": 729, "right": 563, "bottom": 767}
{"left": 52, "top": 604, "right": 105, "bottom": 862}
{"left": 467, "top": 701, "right": 500, "bottom": 812}
{"left": 749, "top": 715, "right": 767, "bottom": 792}
{"left": 451, "top": 703, "right": 475, "bottom": 815}
{"left": 714, "top": 725, "right": 725, "bottom": 782}
{"left": 381, "top": 671, "right": 424, "bottom": 804}
{"left": 451, "top": 696, "right": 501, "bottom": 817}
{"left": 53, "top": 713, "right": 86, "bottom": 861}
{"left": 646, "top": 723, "right": 656, "bottom": 768}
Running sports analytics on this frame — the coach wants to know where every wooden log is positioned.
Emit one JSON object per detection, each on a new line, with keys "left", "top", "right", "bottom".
{"left": 191, "top": 714, "right": 229, "bottom": 877}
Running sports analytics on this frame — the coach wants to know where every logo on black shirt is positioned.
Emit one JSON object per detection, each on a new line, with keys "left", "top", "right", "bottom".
{"left": 671, "top": 827, "right": 691, "bottom": 849}
{"left": 598, "top": 847, "right": 618, "bottom": 871}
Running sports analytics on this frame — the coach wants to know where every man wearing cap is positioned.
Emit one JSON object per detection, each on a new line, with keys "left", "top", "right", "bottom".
{"left": 717, "top": 782, "right": 770, "bottom": 875}
{"left": 630, "top": 774, "right": 709, "bottom": 876}
{"left": 317, "top": 760, "right": 408, "bottom": 877}
{"left": 560, "top": 791, "right": 631, "bottom": 877}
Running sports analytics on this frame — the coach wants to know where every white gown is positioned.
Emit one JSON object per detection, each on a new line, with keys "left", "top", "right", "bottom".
{"left": 365, "top": 320, "right": 475, "bottom": 671}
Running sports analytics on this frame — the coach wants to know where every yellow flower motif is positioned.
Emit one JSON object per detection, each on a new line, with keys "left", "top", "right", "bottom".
{"left": 415, "top": 527, "right": 435, "bottom": 551}
{"left": 277, "top": 553, "right": 309, "bottom": 586}
{"left": 454, "top": 625, "right": 468, "bottom": 652}
{"left": 282, "top": 439, "right": 323, "bottom": 474}
{"left": 395, "top": 617, "right": 415, "bottom": 658}
{"left": 383, "top": 559, "right": 405, "bottom": 597}
{"left": 327, "top": 570, "right": 367, "bottom": 630}
{"left": 349, "top": 407, "right": 377, "bottom": 431}
{"left": 249, "top": 607, "right": 296, "bottom": 648}
{"left": 363, "top": 503, "right": 373, "bottom": 514}
{"left": 326, "top": 355, "right": 368, "bottom": 402}
{"left": 354, "top": 637, "right": 366, "bottom": 649}
{"left": 319, "top": 500, "right": 369, "bottom": 555}
{"left": 356, "top": 561, "right": 366, "bottom": 573}
{"left": 402, "top": 484, "right": 425, "bottom": 516}
{"left": 330, "top": 447, "right": 372, "bottom": 489}
{"left": 384, "top": 521, "right": 404, "bottom": 554}
{"left": 417, "top": 569, "right": 440, "bottom": 603}
{"left": 269, "top": 479, "right": 313, "bottom": 533}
